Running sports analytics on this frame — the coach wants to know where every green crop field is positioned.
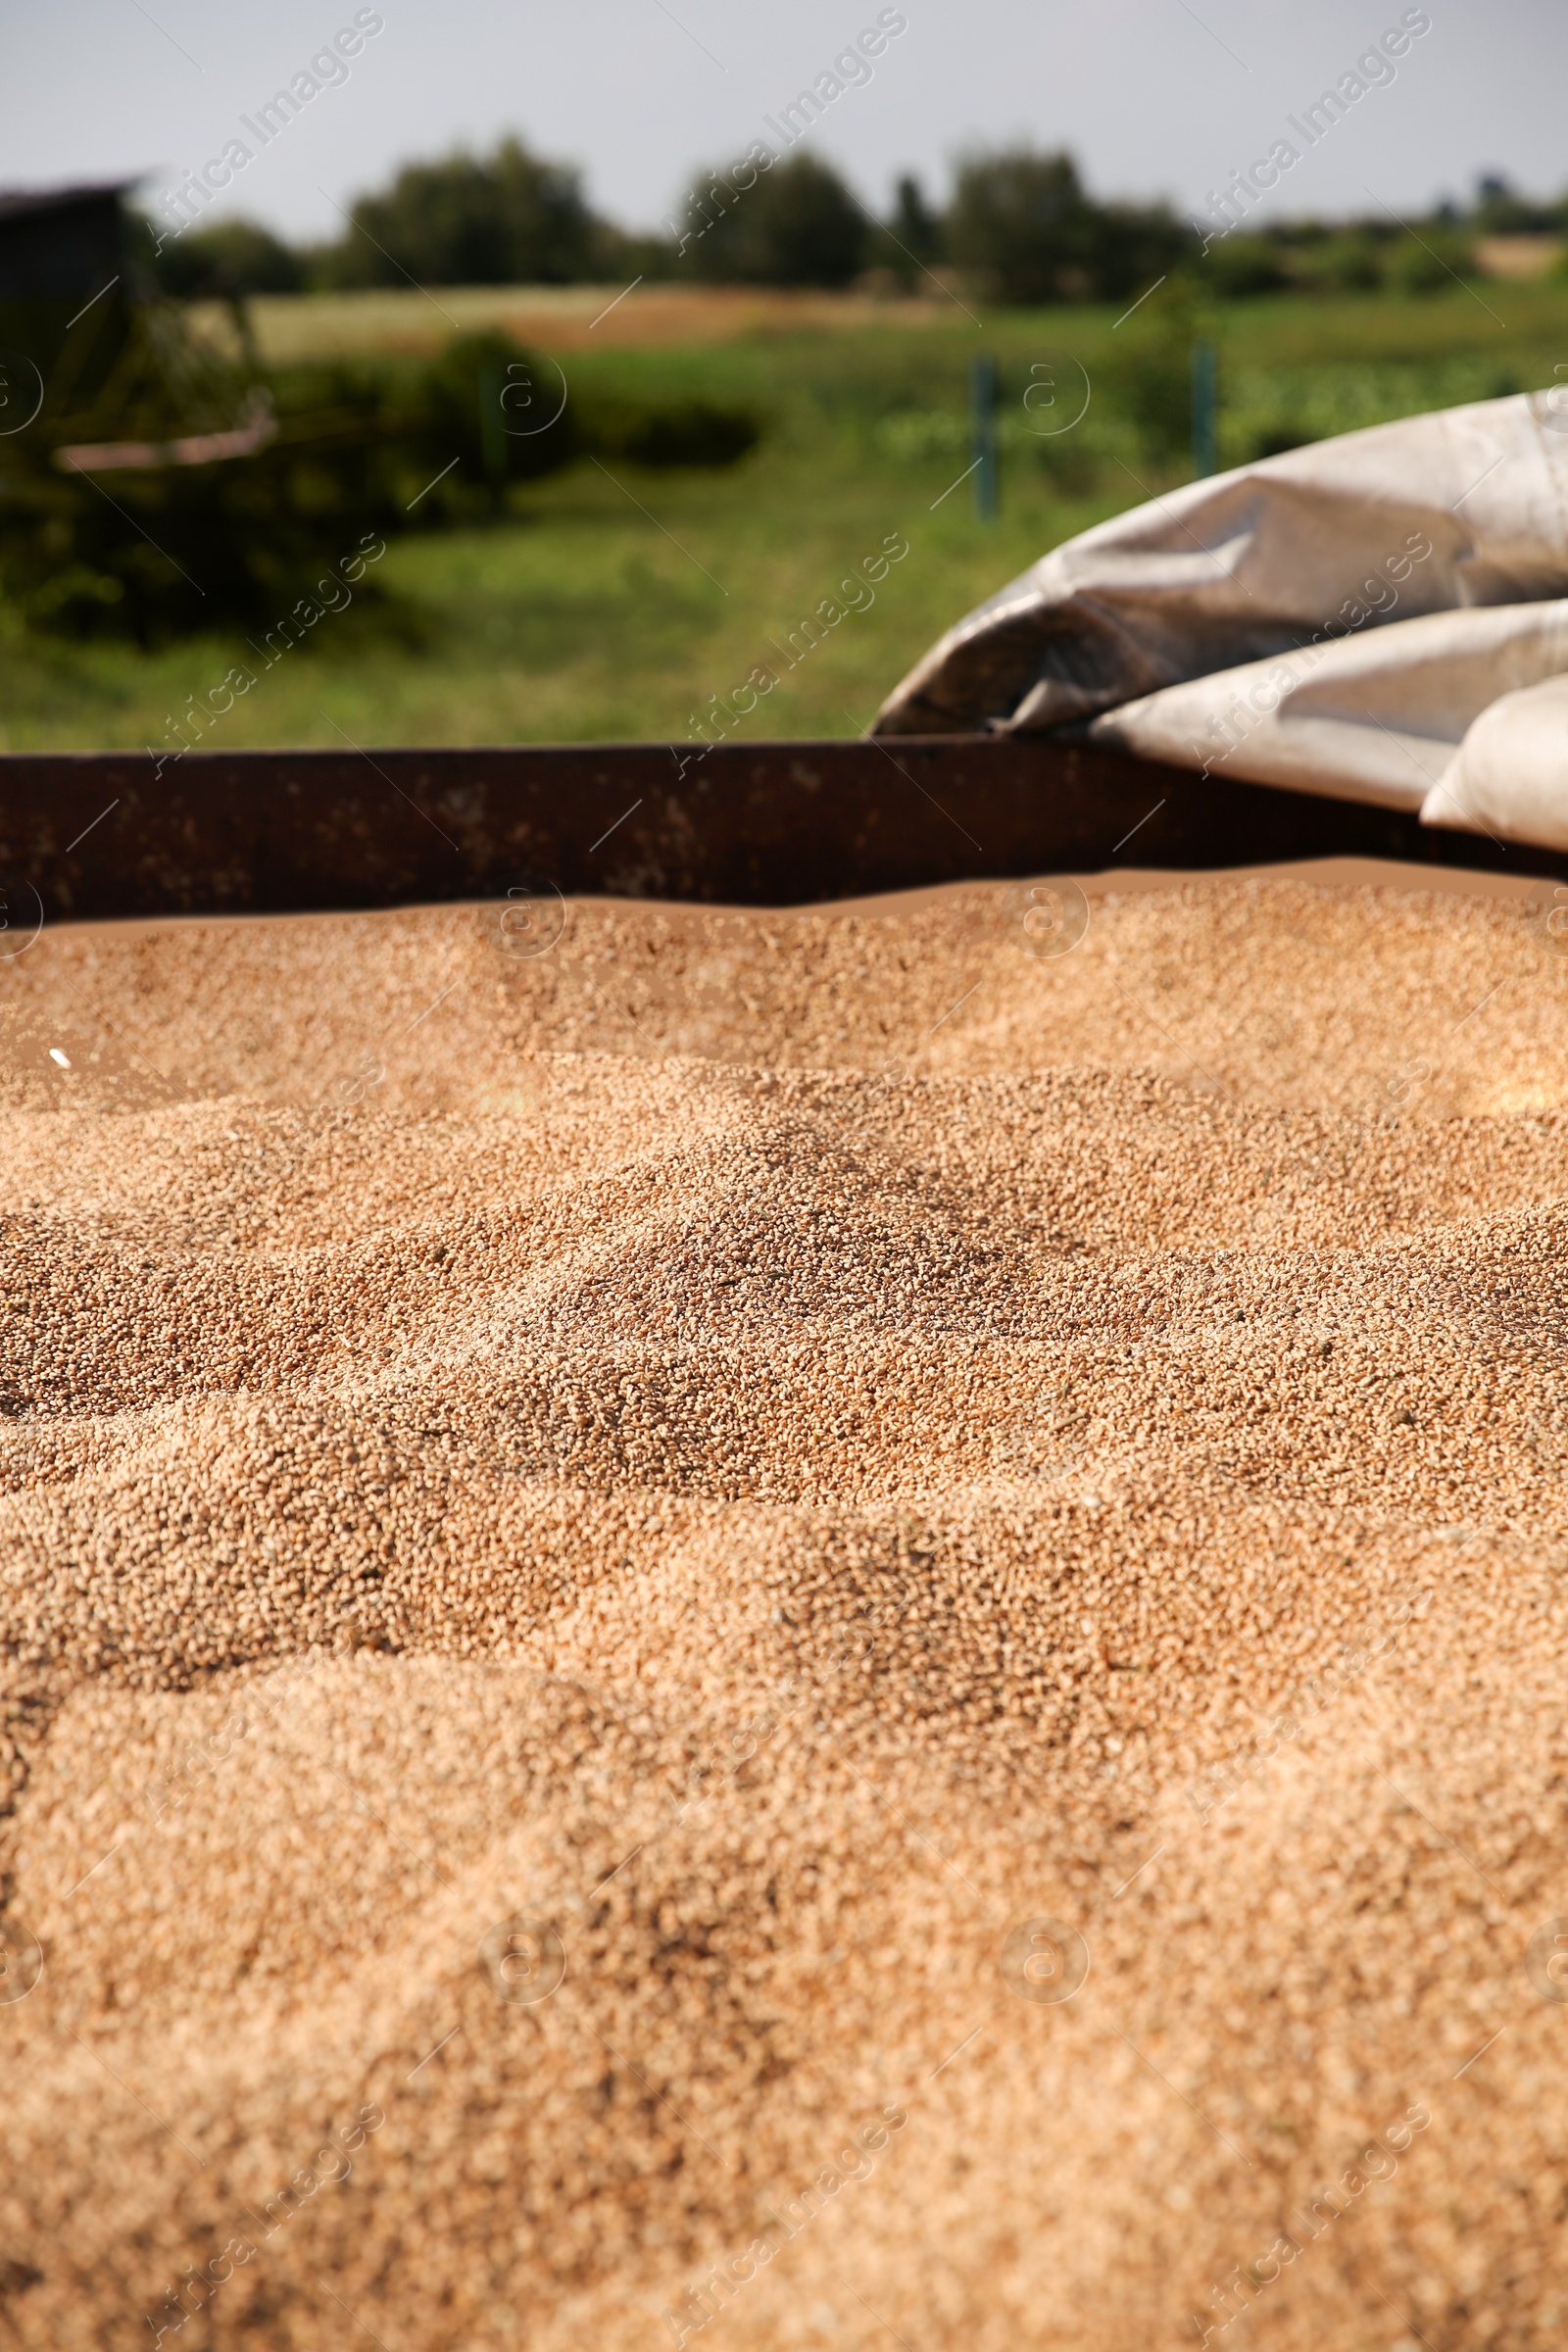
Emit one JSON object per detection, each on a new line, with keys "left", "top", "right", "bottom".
{"left": 3, "top": 277, "right": 1565, "bottom": 753}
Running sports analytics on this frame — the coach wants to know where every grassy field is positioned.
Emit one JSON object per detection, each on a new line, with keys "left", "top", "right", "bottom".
{"left": 4, "top": 277, "right": 1567, "bottom": 752}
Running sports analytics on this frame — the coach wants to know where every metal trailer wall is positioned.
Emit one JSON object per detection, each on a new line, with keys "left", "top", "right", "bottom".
{"left": 0, "top": 737, "right": 1561, "bottom": 922}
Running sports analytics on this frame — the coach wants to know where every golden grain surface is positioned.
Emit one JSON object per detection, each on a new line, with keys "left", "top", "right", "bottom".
{"left": 2, "top": 861, "right": 1567, "bottom": 2352}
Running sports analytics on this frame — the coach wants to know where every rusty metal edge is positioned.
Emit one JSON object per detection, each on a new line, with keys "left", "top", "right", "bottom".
{"left": 0, "top": 737, "right": 1562, "bottom": 923}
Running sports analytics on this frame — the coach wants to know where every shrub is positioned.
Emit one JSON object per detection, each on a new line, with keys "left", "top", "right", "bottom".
{"left": 1295, "top": 232, "right": 1385, "bottom": 291}
{"left": 0, "top": 436, "right": 400, "bottom": 644}
{"left": 150, "top": 219, "right": 305, "bottom": 300}
{"left": 1200, "top": 234, "right": 1290, "bottom": 299}
{"left": 575, "top": 394, "right": 760, "bottom": 468}
{"left": 0, "top": 309, "right": 764, "bottom": 641}
{"left": 1383, "top": 231, "right": 1475, "bottom": 293}
{"left": 0, "top": 323, "right": 577, "bottom": 641}
{"left": 411, "top": 331, "right": 576, "bottom": 510}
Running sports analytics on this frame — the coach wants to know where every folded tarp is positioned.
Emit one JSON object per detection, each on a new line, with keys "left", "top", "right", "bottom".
{"left": 871, "top": 388, "right": 1568, "bottom": 850}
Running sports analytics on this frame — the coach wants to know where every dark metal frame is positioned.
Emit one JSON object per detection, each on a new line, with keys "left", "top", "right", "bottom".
{"left": 0, "top": 738, "right": 1561, "bottom": 921}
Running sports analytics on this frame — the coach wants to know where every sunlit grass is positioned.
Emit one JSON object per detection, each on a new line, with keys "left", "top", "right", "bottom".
{"left": 0, "top": 442, "right": 1121, "bottom": 751}
{"left": 4, "top": 278, "right": 1566, "bottom": 751}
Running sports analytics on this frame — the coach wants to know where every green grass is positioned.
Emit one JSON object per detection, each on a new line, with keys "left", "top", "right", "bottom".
{"left": 4, "top": 278, "right": 1567, "bottom": 751}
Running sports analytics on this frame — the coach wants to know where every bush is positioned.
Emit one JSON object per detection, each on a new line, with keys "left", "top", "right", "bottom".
{"left": 575, "top": 393, "right": 759, "bottom": 468}
{"left": 406, "top": 338, "right": 759, "bottom": 485}
{"left": 1217, "top": 356, "right": 1527, "bottom": 468}
{"left": 150, "top": 218, "right": 305, "bottom": 300}
{"left": 0, "top": 308, "right": 767, "bottom": 642}
{"left": 1110, "top": 327, "right": 1205, "bottom": 462}
{"left": 0, "top": 435, "right": 401, "bottom": 644}
{"left": 1295, "top": 232, "right": 1385, "bottom": 292}
{"left": 411, "top": 332, "right": 576, "bottom": 510}
{"left": 1383, "top": 231, "right": 1475, "bottom": 294}
{"left": 1089, "top": 200, "right": 1196, "bottom": 301}
{"left": 0, "top": 324, "right": 579, "bottom": 641}
{"left": 1200, "top": 233, "right": 1290, "bottom": 299}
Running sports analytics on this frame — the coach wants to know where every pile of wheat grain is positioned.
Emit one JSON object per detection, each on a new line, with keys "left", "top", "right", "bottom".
{"left": 2, "top": 859, "right": 1567, "bottom": 2352}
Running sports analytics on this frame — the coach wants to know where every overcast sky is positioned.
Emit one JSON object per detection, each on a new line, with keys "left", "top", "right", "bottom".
{"left": 2, "top": 0, "right": 1564, "bottom": 244}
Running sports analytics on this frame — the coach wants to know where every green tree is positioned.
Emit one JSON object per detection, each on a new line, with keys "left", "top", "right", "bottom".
{"left": 678, "top": 153, "right": 868, "bottom": 287}
{"left": 945, "top": 147, "right": 1092, "bottom": 303}
{"left": 891, "top": 173, "right": 941, "bottom": 264}
{"left": 1472, "top": 172, "right": 1565, "bottom": 234}
{"left": 322, "top": 138, "right": 605, "bottom": 287}
{"left": 945, "top": 146, "right": 1190, "bottom": 303}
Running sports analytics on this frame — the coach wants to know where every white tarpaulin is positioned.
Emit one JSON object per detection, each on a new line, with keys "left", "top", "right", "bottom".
{"left": 871, "top": 388, "right": 1568, "bottom": 849}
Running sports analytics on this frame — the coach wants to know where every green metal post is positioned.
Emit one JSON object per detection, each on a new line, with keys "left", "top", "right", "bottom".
{"left": 971, "top": 352, "right": 999, "bottom": 519}
{"left": 1192, "top": 339, "right": 1217, "bottom": 479}
{"left": 480, "top": 363, "right": 507, "bottom": 510}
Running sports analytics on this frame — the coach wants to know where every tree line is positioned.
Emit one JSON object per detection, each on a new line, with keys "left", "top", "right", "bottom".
{"left": 149, "top": 139, "right": 1557, "bottom": 306}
